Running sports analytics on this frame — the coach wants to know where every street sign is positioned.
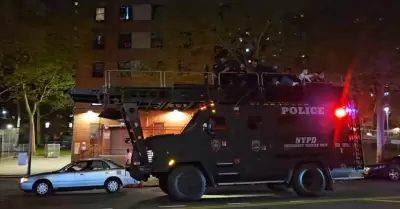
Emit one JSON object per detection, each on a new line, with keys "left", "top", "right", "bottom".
{"left": 390, "top": 140, "right": 400, "bottom": 145}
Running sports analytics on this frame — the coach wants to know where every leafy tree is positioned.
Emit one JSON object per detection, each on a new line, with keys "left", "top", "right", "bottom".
{"left": 306, "top": 0, "right": 400, "bottom": 162}
{"left": 0, "top": 0, "right": 91, "bottom": 154}
{"left": 153, "top": 0, "right": 315, "bottom": 75}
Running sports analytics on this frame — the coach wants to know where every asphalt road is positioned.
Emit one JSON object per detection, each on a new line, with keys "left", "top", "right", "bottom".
{"left": 1, "top": 179, "right": 400, "bottom": 209}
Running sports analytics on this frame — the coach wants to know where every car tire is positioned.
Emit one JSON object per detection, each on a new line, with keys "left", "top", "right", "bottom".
{"left": 105, "top": 178, "right": 121, "bottom": 194}
{"left": 158, "top": 175, "right": 169, "bottom": 195}
{"left": 33, "top": 180, "right": 53, "bottom": 196}
{"left": 388, "top": 166, "right": 400, "bottom": 181}
{"left": 167, "top": 165, "right": 206, "bottom": 201}
{"left": 292, "top": 164, "right": 326, "bottom": 197}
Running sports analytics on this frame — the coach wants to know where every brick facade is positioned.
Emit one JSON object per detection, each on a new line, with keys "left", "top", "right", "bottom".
{"left": 72, "top": 0, "right": 178, "bottom": 161}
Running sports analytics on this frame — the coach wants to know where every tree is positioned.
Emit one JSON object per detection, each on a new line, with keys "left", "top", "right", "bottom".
{"left": 0, "top": 0, "right": 91, "bottom": 156}
{"left": 306, "top": 0, "right": 400, "bottom": 162}
{"left": 153, "top": 0, "right": 316, "bottom": 74}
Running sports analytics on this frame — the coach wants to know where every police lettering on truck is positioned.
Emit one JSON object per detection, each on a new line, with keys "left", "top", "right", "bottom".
{"left": 284, "top": 137, "right": 328, "bottom": 148}
{"left": 281, "top": 106, "right": 325, "bottom": 115}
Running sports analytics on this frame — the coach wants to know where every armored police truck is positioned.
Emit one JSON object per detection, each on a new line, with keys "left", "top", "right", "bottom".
{"left": 70, "top": 71, "right": 364, "bottom": 201}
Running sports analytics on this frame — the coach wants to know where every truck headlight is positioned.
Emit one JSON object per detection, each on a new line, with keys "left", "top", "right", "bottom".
{"left": 20, "top": 178, "right": 28, "bottom": 183}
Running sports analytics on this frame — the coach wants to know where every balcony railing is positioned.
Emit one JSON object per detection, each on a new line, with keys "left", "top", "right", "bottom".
{"left": 105, "top": 70, "right": 216, "bottom": 88}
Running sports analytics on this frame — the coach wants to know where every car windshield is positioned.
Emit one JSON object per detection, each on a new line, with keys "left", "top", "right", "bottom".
{"left": 59, "top": 162, "right": 75, "bottom": 172}
{"left": 182, "top": 111, "right": 200, "bottom": 133}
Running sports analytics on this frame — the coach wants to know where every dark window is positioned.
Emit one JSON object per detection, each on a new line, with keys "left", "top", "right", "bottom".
{"left": 93, "top": 34, "right": 105, "bottom": 49}
{"left": 247, "top": 116, "right": 262, "bottom": 130}
{"left": 118, "top": 61, "right": 132, "bottom": 77}
{"left": 151, "top": 5, "right": 164, "bottom": 20}
{"left": 180, "top": 32, "right": 192, "bottom": 48}
{"left": 118, "top": 33, "right": 131, "bottom": 48}
{"left": 119, "top": 6, "right": 132, "bottom": 20}
{"left": 151, "top": 33, "right": 163, "bottom": 48}
{"left": 209, "top": 116, "right": 226, "bottom": 131}
{"left": 92, "top": 62, "right": 105, "bottom": 77}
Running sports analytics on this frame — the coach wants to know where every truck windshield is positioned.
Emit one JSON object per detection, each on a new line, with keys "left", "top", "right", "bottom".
{"left": 182, "top": 111, "right": 200, "bottom": 133}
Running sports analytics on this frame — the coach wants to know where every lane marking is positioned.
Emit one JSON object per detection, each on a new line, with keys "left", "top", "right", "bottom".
{"left": 172, "top": 196, "right": 400, "bottom": 209}
{"left": 365, "top": 199, "right": 400, "bottom": 203}
{"left": 227, "top": 202, "right": 250, "bottom": 205}
{"left": 203, "top": 194, "right": 277, "bottom": 199}
{"left": 159, "top": 205, "right": 186, "bottom": 208}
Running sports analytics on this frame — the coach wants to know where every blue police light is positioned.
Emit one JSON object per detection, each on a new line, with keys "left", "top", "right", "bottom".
{"left": 384, "top": 92, "right": 389, "bottom": 96}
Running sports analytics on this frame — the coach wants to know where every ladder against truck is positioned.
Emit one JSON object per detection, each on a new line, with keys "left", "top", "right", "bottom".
{"left": 69, "top": 71, "right": 364, "bottom": 201}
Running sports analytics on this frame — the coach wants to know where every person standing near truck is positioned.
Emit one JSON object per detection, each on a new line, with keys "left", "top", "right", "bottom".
{"left": 125, "top": 148, "right": 132, "bottom": 166}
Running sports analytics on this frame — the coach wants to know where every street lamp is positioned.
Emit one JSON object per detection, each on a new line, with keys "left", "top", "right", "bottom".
{"left": 384, "top": 107, "right": 390, "bottom": 141}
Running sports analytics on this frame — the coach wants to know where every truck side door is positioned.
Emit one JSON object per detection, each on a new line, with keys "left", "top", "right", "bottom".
{"left": 206, "top": 113, "right": 239, "bottom": 184}
{"left": 235, "top": 106, "right": 276, "bottom": 181}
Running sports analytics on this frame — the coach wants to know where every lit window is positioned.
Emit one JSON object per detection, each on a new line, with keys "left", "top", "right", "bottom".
{"left": 131, "top": 32, "right": 151, "bottom": 48}
{"left": 95, "top": 8, "right": 105, "bottom": 21}
{"left": 132, "top": 4, "right": 152, "bottom": 20}
{"left": 120, "top": 6, "right": 132, "bottom": 20}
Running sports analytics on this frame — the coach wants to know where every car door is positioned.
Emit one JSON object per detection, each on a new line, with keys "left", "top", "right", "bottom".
{"left": 53, "top": 161, "right": 86, "bottom": 188}
{"left": 82, "top": 160, "right": 111, "bottom": 186}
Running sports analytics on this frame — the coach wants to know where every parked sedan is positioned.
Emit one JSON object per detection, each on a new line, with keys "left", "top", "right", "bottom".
{"left": 19, "top": 158, "right": 140, "bottom": 196}
{"left": 363, "top": 156, "right": 400, "bottom": 181}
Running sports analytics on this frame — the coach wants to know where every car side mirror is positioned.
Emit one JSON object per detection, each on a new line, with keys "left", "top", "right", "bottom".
{"left": 202, "top": 122, "right": 213, "bottom": 135}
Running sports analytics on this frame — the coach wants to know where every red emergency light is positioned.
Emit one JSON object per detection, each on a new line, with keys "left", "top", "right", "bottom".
{"left": 334, "top": 107, "right": 347, "bottom": 118}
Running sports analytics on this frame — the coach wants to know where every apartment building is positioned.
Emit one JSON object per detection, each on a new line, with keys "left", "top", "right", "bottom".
{"left": 72, "top": 0, "right": 194, "bottom": 160}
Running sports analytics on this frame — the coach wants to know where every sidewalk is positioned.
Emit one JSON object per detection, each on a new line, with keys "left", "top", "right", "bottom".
{"left": 0, "top": 156, "right": 71, "bottom": 176}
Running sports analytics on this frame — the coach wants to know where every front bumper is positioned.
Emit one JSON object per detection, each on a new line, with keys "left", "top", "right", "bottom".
{"left": 19, "top": 182, "right": 34, "bottom": 191}
{"left": 126, "top": 165, "right": 152, "bottom": 181}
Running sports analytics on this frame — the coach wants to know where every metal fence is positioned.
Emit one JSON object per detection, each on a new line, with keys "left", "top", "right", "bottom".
{"left": 44, "top": 144, "right": 61, "bottom": 158}
{"left": 0, "top": 129, "right": 18, "bottom": 159}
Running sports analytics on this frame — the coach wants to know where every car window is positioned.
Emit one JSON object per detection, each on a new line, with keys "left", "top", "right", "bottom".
{"left": 89, "top": 160, "right": 109, "bottom": 170}
{"left": 105, "top": 160, "right": 125, "bottom": 168}
{"left": 72, "top": 161, "right": 88, "bottom": 171}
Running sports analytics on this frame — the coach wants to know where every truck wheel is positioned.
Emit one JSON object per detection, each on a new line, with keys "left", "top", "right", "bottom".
{"left": 158, "top": 175, "right": 169, "bottom": 195}
{"left": 167, "top": 165, "right": 206, "bottom": 201}
{"left": 292, "top": 164, "right": 326, "bottom": 197}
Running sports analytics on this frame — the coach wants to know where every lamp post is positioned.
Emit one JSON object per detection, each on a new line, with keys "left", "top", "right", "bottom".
{"left": 384, "top": 107, "right": 390, "bottom": 142}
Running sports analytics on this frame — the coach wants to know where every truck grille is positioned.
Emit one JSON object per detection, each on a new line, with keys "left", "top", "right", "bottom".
{"left": 147, "top": 150, "right": 153, "bottom": 163}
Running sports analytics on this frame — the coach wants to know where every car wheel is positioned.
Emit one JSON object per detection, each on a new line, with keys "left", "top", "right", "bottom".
{"left": 388, "top": 167, "right": 400, "bottom": 181}
{"left": 105, "top": 178, "right": 121, "bottom": 194}
{"left": 158, "top": 175, "right": 169, "bottom": 195}
{"left": 167, "top": 165, "right": 206, "bottom": 201}
{"left": 34, "top": 180, "right": 52, "bottom": 196}
{"left": 292, "top": 164, "right": 326, "bottom": 197}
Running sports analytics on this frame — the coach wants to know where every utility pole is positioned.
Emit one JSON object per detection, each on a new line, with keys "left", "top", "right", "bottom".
{"left": 375, "top": 85, "right": 390, "bottom": 163}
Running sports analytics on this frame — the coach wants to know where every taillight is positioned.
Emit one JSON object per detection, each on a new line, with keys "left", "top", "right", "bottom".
{"left": 335, "top": 107, "right": 347, "bottom": 118}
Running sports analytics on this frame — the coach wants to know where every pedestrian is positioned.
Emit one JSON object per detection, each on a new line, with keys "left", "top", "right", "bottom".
{"left": 312, "top": 71, "right": 325, "bottom": 82}
{"left": 298, "top": 68, "right": 312, "bottom": 84}
{"left": 125, "top": 148, "right": 132, "bottom": 166}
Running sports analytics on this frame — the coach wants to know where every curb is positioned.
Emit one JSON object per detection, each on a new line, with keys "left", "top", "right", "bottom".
{"left": 0, "top": 176, "right": 23, "bottom": 178}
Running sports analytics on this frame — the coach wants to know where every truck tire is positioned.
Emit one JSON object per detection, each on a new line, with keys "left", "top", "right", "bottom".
{"left": 292, "top": 164, "right": 326, "bottom": 197}
{"left": 158, "top": 175, "right": 169, "bottom": 195}
{"left": 167, "top": 165, "right": 206, "bottom": 201}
